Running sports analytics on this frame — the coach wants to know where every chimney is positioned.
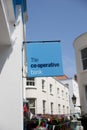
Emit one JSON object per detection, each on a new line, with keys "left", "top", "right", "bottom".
{"left": 74, "top": 74, "right": 77, "bottom": 81}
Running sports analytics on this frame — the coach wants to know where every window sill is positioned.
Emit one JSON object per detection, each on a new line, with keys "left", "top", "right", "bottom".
{"left": 26, "top": 87, "right": 37, "bottom": 89}
{"left": 42, "top": 90, "right": 46, "bottom": 93}
{"left": 50, "top": 93, "right": 53, "bottom": 96}
{"left": 80, "top": 69, "right": 87, "bottom": 74}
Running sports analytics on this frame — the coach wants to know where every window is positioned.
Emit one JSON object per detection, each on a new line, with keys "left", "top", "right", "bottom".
{"left": 51, "top": 102, "right": 53, "bottom": 114}
{"left": 63, "top": 105, "right": 65, "bottom": 114}
{"left": 26, "top": 78, "right": 35, "bottom": 86}
{"left": 57, "top": 88, "right": 59, "bottom": 95}
{"left": 62, "top": 90, "right": 64, "bottom": 98}
{"left": 66, "top": 92, "right": 67, "bottom": 99}
{"left": 67, "top": 106, "right": 69, "bottom": 114}
{"left": 27, "top": 98, "right": 36, "bottom": 114}
{"left": 43, "top": 100, "right": 46, "bottom": 114}
{"left": 85, "top": 85, "right": 87, "bottom": 100}
{"left": 42, "top": 79, "right": 45, "bottom": 90}
{"left": 50, "top": 84, "right": 52, "bottom": 94}
{"left": 65, "top": 83, "right": 69, "bottom": 87}
{"left": 81, "top": 48, "right": 87, "bottom": 70}
{"left": 58, "top": 104, "right": 61, "bottom": 114}
{"left": 57, "top": 88, "right": 60, "bottom": 98}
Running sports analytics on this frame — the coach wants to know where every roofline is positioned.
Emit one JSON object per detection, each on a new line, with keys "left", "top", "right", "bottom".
{"left": 73, "top": 32, "right": 87, "bottom": 47}
{"left": 52, "top": 77, "right": 69, "bottom": 89}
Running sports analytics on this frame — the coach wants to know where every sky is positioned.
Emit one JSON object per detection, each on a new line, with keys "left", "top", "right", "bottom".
{"left": 26, "top": 0, "right": 87, "bottom": 78}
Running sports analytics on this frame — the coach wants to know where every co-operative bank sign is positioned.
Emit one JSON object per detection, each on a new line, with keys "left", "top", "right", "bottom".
{"left": 26, "top": 41, "right": 64, "bottom": 77}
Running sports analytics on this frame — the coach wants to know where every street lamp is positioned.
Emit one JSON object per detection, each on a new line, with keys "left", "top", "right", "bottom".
{"left": 72, "top": 94, "right": 81, "bottom": 109}
{"left": 72, "top": 94, "right": 76, "bottom": 106}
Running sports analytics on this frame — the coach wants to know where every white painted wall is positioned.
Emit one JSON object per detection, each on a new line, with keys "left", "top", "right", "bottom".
{"left": 0, "top": 5, "right": 24, "bottom": 130}
{"left": 25, "top": 77, "right": 70, "bottom": 115}
{"left": 60, "top": 78, "right": 81, "bottom": 114}
{"left": 73, "top": 32, "right": 87, "bottom": 115}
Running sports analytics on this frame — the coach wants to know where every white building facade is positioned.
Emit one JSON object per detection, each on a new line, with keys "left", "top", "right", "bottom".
{"left": 59, "top": 78, "right": 81, "bottom": 115}
{"left": 0, "top": 0, "right": 27, "bottom": 130}
{"left": 25, "top": 77, "right": 70, "bottom": 115}
{"left": 73, "top": 32, "right": 87, "bottom": 115}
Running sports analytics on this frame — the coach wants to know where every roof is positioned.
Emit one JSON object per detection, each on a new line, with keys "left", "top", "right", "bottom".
{"left": 54, "top": 75, "right": 68, "bottom": 80}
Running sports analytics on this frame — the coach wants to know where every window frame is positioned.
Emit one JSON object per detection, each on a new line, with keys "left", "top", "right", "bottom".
{"left": 43, "top": 100, "right": 46, "bottom": 114}
{"left": 58, "top": 104, "right": 61, "bottom": 114}
{"left": 51, "top": 102, "right": 53, "bottom": 114}
{"left": 63, "top": 105, "right": 65, "bottom": 114}
{"left": 85, "top": 85, "right": 87, "bottom": 100}
{"left": 26, "top": 98, "right": 36, "bottom": 115}
{"left": 81, "top": 48, "right": 87, "bottom": 70}
{"left": 50, "top": 84, "right": 53, "bottom": 95}
{"left": 57, "top": 88, "right": 60, "bottom": 97}
{"left": 42, "top": 79, "right": 45, "bottom": 90}
{"left": 26, "top": 77, "right": 35, "bottom": 86}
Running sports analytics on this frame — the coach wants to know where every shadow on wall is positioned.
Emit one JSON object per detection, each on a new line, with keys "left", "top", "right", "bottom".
{"left": 0, "top": 45, "right": 13, "bottom": 73}
{"left": 0, "top": 5, "right": 22, "bottom": 74}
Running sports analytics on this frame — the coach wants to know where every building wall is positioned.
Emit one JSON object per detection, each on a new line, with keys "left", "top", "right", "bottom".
{"left": 0, "top": 1, "right": 26, "bottom": 130}
{"left": 60, "top": 78, "right": 81, "bottom": 114}
{"left": 25, "top": 77, "right": 70, "bottom": 115}
{"left": 73, "top": 32, "right": 87, "bottom": 115}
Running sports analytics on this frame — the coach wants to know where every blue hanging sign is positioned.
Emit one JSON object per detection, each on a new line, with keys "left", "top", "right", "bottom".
{"left": 26, "top": 41, "right": 64, "bottom": 77}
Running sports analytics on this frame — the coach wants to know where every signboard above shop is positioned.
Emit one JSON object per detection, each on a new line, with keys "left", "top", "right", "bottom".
{"left": 26, "top": 41, "right": 64, "bottom": 77}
